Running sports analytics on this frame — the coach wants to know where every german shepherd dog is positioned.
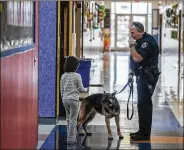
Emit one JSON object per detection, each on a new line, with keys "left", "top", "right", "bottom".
{"left": 77, "top": 91, "right": 123, "bottom": 140}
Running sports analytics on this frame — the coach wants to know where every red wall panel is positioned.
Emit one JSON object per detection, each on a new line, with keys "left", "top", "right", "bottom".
{"left": 1, "top": 0, "right": 39, "bottom": 149}
{"left": 1, "top": 50, "right": 38, "bottom": 149}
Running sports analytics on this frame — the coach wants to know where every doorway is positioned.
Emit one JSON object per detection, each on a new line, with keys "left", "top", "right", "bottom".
{"left": 56, "top": 1, "right": 70, "bottom": 119}
{"left": 115, "top": 14, "right": 147, "bottom": 51}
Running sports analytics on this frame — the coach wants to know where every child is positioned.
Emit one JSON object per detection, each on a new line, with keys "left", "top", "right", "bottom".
{"left": 60, "top": 56, "right": 88, "bottom": 145}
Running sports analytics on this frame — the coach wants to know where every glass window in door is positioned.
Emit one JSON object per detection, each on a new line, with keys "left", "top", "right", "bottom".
{"left": 111, "top": 14, "right": 115, "bottom": 48}
{"left": 116, "top": 2, "right": 131, "bottom": 14}
{"left": 132, "top": 2, "right": 148, "bottom": 14}
{"left": 132, "top": 16, "right": 146, "bottom": 32}
{"left": 116, "top": 15, "right": 130, "bottom": 49}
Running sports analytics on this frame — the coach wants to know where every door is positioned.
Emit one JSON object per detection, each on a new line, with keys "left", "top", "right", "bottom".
{"left": 56, "top": 0, "right": 61, "bottom": 121}
{"left": 132, "top": 15, "right": 147, "bottom": 31}
{"left": 115, "top": 15, "right": 147, "bottom": 51}
{"left": 115, "top": 15, "right": 130, "bottom": 51}
{"left": 58, "top": 1, "right": 70, "bottom": 118}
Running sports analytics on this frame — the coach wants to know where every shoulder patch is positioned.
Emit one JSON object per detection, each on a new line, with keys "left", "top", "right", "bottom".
{"left": 141, "top": 42, "right": 148, "bottom": 48}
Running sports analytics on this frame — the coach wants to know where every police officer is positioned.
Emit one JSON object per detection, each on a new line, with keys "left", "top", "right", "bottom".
{"left": 128, "top": 22, "right": 160, "bottom": 141}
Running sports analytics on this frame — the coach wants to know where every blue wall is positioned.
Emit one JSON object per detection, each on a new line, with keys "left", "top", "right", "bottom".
{"left": 39, "top": 1, "right": 57, "bottom": 117}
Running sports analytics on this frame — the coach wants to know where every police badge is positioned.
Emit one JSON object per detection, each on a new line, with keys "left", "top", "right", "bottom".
{"left": 141, "top": 42, "right": 148, "bottom": 48}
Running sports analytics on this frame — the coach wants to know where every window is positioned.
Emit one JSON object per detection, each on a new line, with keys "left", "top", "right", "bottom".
{"left": 115, "top": 2, "right": 131, "bottom": 14}
{"left": 1, "top": 1, "right": 34, "bottom": 52}
{"left": 110, "top": 14, "right": 115, "bottom": 48}
{"left": 132, "top": 2, "right": 148, "bottom": 14}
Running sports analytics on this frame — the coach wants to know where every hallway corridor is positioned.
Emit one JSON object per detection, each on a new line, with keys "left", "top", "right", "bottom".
{"left": 38, "top": 50, "right": 184, "bottom": 149}
{"left": 1, "top": 1, "right": 184, "bottom": 149}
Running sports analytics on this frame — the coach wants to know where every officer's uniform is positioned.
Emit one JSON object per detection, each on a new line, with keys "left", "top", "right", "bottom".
{"left": 129, "top": 32, "right": 159, "bottom": 137}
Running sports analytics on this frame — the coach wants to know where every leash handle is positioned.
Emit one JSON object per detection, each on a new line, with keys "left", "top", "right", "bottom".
{"left": 127, "top": 82, "right": 134, "bottom": 120}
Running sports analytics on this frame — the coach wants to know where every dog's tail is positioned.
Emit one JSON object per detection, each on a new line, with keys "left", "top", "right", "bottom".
{"left": 78, "top": 101, "right": 84, "bottom": 122}
{"left": 77, "top": 100, "right": 87, "bottom": 124}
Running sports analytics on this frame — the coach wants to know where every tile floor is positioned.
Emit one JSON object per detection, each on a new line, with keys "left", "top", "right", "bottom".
{"left": 37, "top": 30, "right": 184, "bottom": 149}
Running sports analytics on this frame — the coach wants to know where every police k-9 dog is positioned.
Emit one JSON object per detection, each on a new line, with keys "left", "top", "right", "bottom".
{"left": 77, "top": 91, "right": 123, "bottom": 140}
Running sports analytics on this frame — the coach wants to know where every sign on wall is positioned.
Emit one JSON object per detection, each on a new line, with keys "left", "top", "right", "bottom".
{"left": 104, "top": 8, "right": 110, "bottom": 28}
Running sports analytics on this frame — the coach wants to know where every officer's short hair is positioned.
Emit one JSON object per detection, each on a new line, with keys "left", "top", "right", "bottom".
{"left": 131, "top": 22, "right": 144, "bottom": 32}
{"left": 64, "top": 56, "right": 79, "bottom": 72}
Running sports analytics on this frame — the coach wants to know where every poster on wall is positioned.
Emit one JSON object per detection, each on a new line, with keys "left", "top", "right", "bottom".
{"left": 7, "top": 1, "right": 22, "bottom": 26}
{"left": 20, "top": 1, "right": 24, "bottom": 26}
{"left": 14, "top": 1, "right": 18, "bottom": 26}
{"left": 27, "top": 1, "right": 29, "bottom": 26}
{"left": 104, "top": 9, "right": 111, "bottom": 28}
{"left": 7, "top": 1, "right": 13, "bottom": 25}
{"left": 30, "top": 3, "right": 34, "bottom": 27}
{"left": 103, "top": 9, "right": 111, "bottom": 51}
{"left": 24, "top": 1, "right": 26, "bottom": 26}
{"left": 165, "top": 4, "right": 179, "bottom": 28}
{"left": 17, "top": 1, "right": 20, "bottom": 25}
{"left": 27, "top": 1, "right": 31, "bottom": 26}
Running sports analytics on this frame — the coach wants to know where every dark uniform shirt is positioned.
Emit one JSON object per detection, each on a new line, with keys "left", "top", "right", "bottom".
{"left": 129, "top": 32, "right": 159, "bottom": 75}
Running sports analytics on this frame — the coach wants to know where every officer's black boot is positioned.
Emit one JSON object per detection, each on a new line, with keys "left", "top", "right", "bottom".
{"left": 130, "top": 102, "right": 152, "bottom": 141}
{"left": 130, "top": 134, "right": 150, "bottom": 141}
{"left": 129, "top": 131, "right": 140, "bottom": 137}
{"left": 131, "top": 75, "right": 153, "bottom": 141}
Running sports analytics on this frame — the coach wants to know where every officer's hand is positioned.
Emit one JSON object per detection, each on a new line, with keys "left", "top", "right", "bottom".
{"left": 128, "top": 37, "right": 136, "bottom": 46}
{"left": 128, "top": 74, "right": 134, "bottom": 83}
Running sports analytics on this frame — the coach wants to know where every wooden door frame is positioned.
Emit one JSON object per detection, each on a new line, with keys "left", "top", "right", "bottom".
{"left": 56, "top": 1, "right": 70, "bottom": 118}
{"left": 159, "top": 14, "right": 163, "bottom": 54}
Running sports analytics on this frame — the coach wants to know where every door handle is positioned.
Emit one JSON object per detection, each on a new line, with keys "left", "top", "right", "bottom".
{"left": 34, "top": 56, "right": 36, "bottom": 66}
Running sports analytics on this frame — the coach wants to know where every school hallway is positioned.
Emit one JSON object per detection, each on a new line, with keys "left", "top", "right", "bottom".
{"left": 37, "top": 32, "right": 184, "bottom": 149}
{"left": 1, "top": 1, "right": 184, "bottom": 149}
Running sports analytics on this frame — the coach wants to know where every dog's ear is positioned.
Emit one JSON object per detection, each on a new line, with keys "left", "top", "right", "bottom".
{"left": 112, "top": 91, "right": 117, "bottom": 97}
{"left": 102, "top": 91, "right": 107, "bottom": 100}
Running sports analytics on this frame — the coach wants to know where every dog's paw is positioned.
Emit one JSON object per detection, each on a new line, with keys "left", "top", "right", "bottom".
{"left": 108, "top": 136, "right": 113, "bottom": 140}
{"left": 86, "top": 132, "right": 92, "bottom": 136}
{"left": 119, "top": 135, "right": 124, "bottom": 139}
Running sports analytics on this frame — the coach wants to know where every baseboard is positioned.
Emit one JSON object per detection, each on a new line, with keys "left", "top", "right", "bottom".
{"left": 110, "top": 49, "right": 130, "bottom": 52}
{"left": 89, "top": 84, "right": 104, "bottom": 87}
{"left": 38, "top": 117, "right": 57, "bottom": 125}
{"left": 56, "top": 116, "right": 62, "bottom": 124}
{"left": 58, "top": 116, "right": 66, "bottom": 120}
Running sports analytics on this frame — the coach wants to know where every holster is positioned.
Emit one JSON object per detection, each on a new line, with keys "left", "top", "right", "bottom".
{"left": 138, "top": 65, "right": 160, "bottom": 94}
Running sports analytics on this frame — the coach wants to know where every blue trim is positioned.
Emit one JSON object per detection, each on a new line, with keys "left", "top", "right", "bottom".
{"left": 1, "top": 44, "right": 35, "bottom": 58}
